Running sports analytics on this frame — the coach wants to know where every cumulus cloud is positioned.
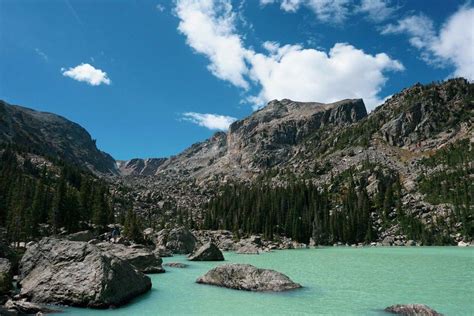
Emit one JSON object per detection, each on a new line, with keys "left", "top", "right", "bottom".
{"left": 176, "top": 0, "right": 403, "bottom": 111}
{"left": 382, "top": 6, "right": 474, "bottom": 80}
{"left": 260, "top": 0, "right": 397, "bottom": 23}
{"left": 248, "top": 42, "right": 404, "bottom": 110}
{"left": 61, "top": 63, "right": 111, "bottom": 86}
{"left": 175, "top": 0, "right": 250, "bottom": 88}
{"left": 182, "top": 112, "right": 237, "bottom": 130}
{"left": 357, "top": 0, "right": 397, "bottom": 22}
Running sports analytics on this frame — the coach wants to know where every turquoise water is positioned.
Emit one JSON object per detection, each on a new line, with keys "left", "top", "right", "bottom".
{"left": 66, "top": 247, "right": 473, "bottom": 315}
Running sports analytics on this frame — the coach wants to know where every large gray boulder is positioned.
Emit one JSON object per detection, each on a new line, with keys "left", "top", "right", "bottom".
{"left": 165, "top": 227, "right": 197, "bottom": 254}
{"left": 188, "top": 242, "right": 224, "bottom": 261}
{"left": 96, "top": 242, "right": 164, "bottom": 273}
{"left": 0, "top": 258, "right": 12, "bottom": 295}
{"left": 385, "top": 304, "right": 443, "bottom": 315}
{"left": 18, "top": 238, "right": 151, "bottom": 308}
{"left": 196, "top": 264, "right": 301, "bottom": 292}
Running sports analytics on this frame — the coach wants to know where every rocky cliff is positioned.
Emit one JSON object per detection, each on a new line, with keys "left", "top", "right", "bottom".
{"left": 117, "top": 78, "right": 473, "bottom": 245}
{"left": 0, "top": 100, "right": 117, "bottom": 175}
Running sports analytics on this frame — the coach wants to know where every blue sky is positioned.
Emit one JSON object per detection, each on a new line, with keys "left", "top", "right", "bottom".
{"left": 0, "top": 0, "right": 472, "bottom": 160}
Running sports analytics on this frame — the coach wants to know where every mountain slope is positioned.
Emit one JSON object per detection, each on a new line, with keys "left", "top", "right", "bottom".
{"left": 118, "top": 78, "right": 473, "bottom": 245}
{"left": 0, "top": 100, "right": 117, "bottom": 175}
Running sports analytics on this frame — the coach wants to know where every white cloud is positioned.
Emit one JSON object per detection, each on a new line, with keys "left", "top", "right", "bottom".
{"left": 261, "top": 0, "right": 397, "bottom": 24}
{"left": 432, "top": 7, "right": 474, "bottom": 80}
{"left": 357, "top": 0, "right": 397, "bottom": 22}
{"left": 382, "top": 6, "right": 474, "bottom": 80}
{"left": 175, "top": 0, "right": 250, "bottom": 89}
{"left": 176, "top": 0, "right": 403, "bottom": 111}
{"left": 267, "top": 0, "right": 349, "bottom": 23}
{"left": 34, "top": 48, "right": 48, "bottom": 61}
{"left": 182, "top": 112, "right": 237, "bottom": 130}
{"left": 156, "top": 4, "right": 166, "bottom": 12}
{"left": 61, "top": 63, "right": 111, "bottom": 86}
{"left": 248, "top": 42, "right": 404, "bottom": 110}
{"left": 382, "top": 14, "right": 435, "bottom": 50}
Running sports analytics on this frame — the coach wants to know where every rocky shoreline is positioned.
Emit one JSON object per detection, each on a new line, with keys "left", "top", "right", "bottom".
{"left": 0, "top": 226, "right": 466, "bottom": 314}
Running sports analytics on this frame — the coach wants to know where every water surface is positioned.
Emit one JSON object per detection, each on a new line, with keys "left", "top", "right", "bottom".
{"left": 66, "top": 247, "right": 474, "bottom": 315}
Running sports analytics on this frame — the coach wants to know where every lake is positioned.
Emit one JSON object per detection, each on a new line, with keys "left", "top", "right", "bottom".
{"left": 66, "top": 247, "right": 474, "bottom": 315}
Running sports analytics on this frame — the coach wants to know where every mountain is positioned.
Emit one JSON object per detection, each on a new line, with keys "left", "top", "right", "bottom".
{"left": 0, "top": 78, "right": 471, "bottom": 246}
{"left": 118, "top": 78, "right": 473, "bottom": 245}
{"left": 116, "top": 158, "right": 167, "bottom": 176}
{"left": 0, "top": 100, "right": 117, "bottom": 175}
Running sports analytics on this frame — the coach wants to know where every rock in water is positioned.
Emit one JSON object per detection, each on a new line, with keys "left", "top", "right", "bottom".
{"left": 385, "top": 304, "right": 443, "bottom": 315}
{"left": 18, "top": 238, "right": 152, "bottom": 308}
{"left": 236, "top": 244, "right": 260, "bottom": 254}
{"left": 188, "top": 242, "right": 224, "bottom": 261}
{"left": 164, "top": 262, "right": 188, "bottom": 268}
{"left": 166, "top": 227, "right": 197, "bottom": 254}
{"left": 4, "top": 299, "right": 61, "bottom": 314}
{"left": 0, "top": 258, "right": 12, "bottom": 295}
{"left": 196, "top": 263, "right": 301, "bottom": 292}
{"left": 96, "top": 242, "right": 164, "bottom": 273}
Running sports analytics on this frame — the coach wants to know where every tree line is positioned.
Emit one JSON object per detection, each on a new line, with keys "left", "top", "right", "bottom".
{"left": 0, "top": 145, "right": 113, "bottom": 244}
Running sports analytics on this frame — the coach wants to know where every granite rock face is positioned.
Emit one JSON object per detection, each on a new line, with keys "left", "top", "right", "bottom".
{"left": 96, "top": 242, "right": 164, "bottom": 273}
{"left": 196, "top": 263, "right": 301, "bottom": 292}
{"left": 165, "top": 227, "right": 197, "bottom": 254}
{"left": 18, "top": 238, "right": 152, "bottom": 308}
{"left": 188, "top": 242, "right": 224, "bottom": 261}
{"left": 384, "top": 304, "right": 443, "bottom": 315}
{"left": 0, "top": 258, "right": 12, "bottom": 295}
{"left": 117, "top": 158, "right": 167, "bottom": 176}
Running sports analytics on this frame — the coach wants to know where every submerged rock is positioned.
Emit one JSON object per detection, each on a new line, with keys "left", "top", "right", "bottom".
{"left": 188, "top": 242, "right": 224, "bottom": 261}
{"left": 196, "top": 263, "right": 301, "bottom": 292}
{"left": 18, "top": 238, "right": 152, "bottom": 308}
{"left": 164, "top": 262, "right": 188, "bottom": 268}
{"left": 385, "top": 304, "right": 443, "bottom": 315}
{"left": 0, "top": 258, "right": 12, "bottom": 295}
{"left": 97, "top": 242, "right": 164, "bottom": 273}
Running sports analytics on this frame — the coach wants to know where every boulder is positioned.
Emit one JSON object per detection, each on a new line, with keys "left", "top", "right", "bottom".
{"left": 96, "top": 242, "right": 164, "bottom": 273}
{"left": 166, "top": 227, "right": 197, "bottom": 254}
{"left": 405, "top": 240, "right": 416, "bottom": 247}
{"left": 66, "top": 230, "right": 95, "bottom": 242}
{"left": 384, "top": 304, "right": 443, "bottom": 315}
{"left": 236, "top": 244, "right": 260, "bottom": 255}
{"left": 382, "top": 236, "right": 395, "bottom": 246}
{"left": 164, "top": 262, "right": 188, "bottom": 268}
{"left": 4, "top": 299, "right": 61, "bottom": 314}
{"left": 18, "top": 238, "right": 151, "bottom": 308}
{"left": 0, "top": 258, "right": 12, "bottom": 295}
{"left": 188, "top": 242, "right": 224, "bottom": 261}
{"left": 196, "top": 263, "right": 301, "bottom": 292}
{"left": 154, "top": 246, "right": 173, "bottom": 258}
{"left": 457, "top": 241, "right": 469, "bottom": 247}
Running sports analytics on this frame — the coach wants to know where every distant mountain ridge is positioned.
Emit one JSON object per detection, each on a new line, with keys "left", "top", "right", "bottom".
{"left": 0, "top": 100, "right": 117, "bottom": 175}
